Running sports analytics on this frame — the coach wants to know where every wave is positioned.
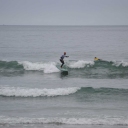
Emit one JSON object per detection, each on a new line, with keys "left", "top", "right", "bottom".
{"left": 0, "top": 60, "right": 128, "bottom": 78}
{"left": 0, "top": 60, "right": 23, "bottom": 70}
{"left": 67, "top": 60, "right": 94, "bottom": 68}
{"left": 0, "top": 116, "right": 128, "bottom": 126}
{"left": 0, "top": 87, "right": 80, "bottom": 97}
{"left": 19, "top": 61, "right": 59, "bottom": 73}
{"left": 0, "top": 86, "right": 128, "bottom": 98}
{"left": 1, "top": 60, "right": 128, "bottom": 70}
{"left": 0, "top": 60, "right": 60, "bottom": 73}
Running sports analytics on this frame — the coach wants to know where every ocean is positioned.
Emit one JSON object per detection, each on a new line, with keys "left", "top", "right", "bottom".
{"left": 0, "top": 25, "right": 128, "bottom": 128}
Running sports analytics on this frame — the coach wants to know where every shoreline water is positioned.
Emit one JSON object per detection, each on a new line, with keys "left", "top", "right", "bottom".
{"left": 1, "top": 124, "right": 128, "bottom": 128}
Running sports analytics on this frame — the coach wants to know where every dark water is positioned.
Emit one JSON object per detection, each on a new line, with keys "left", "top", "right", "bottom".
{"left": 0, "top": 25, "right": 128, "bottom": 128}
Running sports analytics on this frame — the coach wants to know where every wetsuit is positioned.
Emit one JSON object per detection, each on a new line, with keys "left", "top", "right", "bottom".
{"left": 60, "top": 55, "right": 67, "bottom": 68}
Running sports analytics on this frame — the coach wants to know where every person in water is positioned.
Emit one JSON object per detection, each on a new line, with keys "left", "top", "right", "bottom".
{"left": 94, "top": 57, "right": 101, "bottom": 61}
{"left": 60, "top": 52, "right": 69, "bottom": 68}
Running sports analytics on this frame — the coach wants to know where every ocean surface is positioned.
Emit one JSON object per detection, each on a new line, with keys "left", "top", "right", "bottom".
{"left": 0, "top": 25, "right": 128, "bottom": 128}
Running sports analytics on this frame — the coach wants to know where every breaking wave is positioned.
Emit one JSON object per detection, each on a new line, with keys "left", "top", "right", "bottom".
{"left": 0, "top": 60, "right": 128, "bottom": 78}
{"left": 0, "top": 116, "right": 128, "bottom": 126}
{"left": 0, "top": 87, "right": 80, "bottom": 97}
{"left": 0, "top": 86, "right": 128, "bottom": 98}
{"left": 19, "top": 61, "right": 59, "bottom": 73}
{"left": 0, "top": 60, "right": 128, "bottom": 70}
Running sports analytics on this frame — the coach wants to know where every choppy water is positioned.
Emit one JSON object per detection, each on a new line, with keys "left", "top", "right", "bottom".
{"left": 0, "top": 25, "right": 128, "bottom": 128}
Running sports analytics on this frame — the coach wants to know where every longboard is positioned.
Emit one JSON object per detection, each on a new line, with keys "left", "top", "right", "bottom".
{"left": 56, "top": 65, "right": 68, "bottom": 72}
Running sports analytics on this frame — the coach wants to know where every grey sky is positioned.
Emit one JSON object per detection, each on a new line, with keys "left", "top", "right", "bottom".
{"left": 0, "top": 0, "right": 128, "bottom": 25}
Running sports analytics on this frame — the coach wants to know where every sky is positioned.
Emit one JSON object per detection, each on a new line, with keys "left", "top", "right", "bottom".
{"left": 0, "top": 0, "right": 128, "bottom": 25}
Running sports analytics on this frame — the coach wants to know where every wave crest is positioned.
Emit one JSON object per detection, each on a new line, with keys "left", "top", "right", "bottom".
{"left": 68, "top": 60, "right": 94, "bottom": 68}
{"left": 19, "top": 61, "right": 59, "bottom": 73}
{"left": 1, "top": 60, "right": 128, "bottom": 78}
{"left": 0, "top": 87, "right": 80, "bottom": 97}
{"left": 0, "top": 87, "right": 128, "bottom": 97}
{"left": 0, "top": 116, "right": 128, "bottom": 126}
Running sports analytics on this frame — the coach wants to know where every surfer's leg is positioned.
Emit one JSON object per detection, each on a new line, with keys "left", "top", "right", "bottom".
{"left": 61, "top": 61, "right": 64, "bottom": 68}
{"left": 60, "top": 59, "right": 64, "bottom": 68}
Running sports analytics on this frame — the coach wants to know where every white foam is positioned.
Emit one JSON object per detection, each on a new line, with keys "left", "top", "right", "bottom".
{"left": 68, "top": 60, "right": 94, "bottom": 68}
{"left": 112, "top": 61, "right": 128, "bottom": 67}
{"left": 19, "top": 61, "right": 59, "bottom": 73}
{"left": 114, "top": 61, "right": 128, "bottom": 67}
{"left": 18, "top": 60, "right": 95, "bottom": 72}
{"left": 0, "top": 87, "right": 80, "bottom": 97}
{"left": 0, "top": 116, "right": 128, "bottom": 125}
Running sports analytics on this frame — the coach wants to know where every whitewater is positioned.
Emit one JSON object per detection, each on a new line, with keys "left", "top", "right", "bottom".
{"left": 0, "top": 60, "right": 128, "bottom": 79}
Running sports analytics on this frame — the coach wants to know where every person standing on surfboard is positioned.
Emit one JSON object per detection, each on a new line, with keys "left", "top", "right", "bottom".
{"left": 60, "top": 52, "right": 69, "bottom": 68}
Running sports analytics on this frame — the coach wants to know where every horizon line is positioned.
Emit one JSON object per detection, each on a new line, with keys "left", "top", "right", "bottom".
{"left": 1, "top": 24, "right": 128, "bottom": 26}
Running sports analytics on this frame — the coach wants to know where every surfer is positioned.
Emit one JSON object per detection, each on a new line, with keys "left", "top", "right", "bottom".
{"left": 94, "top": 57, "right": 101, "bottom": 61}
{"left": 60, "top": 52, "right": 69, "bottom": 68}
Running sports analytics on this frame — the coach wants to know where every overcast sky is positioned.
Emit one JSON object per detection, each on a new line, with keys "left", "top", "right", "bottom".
{"left": 0, "top": 0, "right": 128, "bottom": 25}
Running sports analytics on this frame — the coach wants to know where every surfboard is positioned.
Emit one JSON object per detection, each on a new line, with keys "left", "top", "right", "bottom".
{"left": 56, "top": 65, "right": 68, "bottom": 72}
